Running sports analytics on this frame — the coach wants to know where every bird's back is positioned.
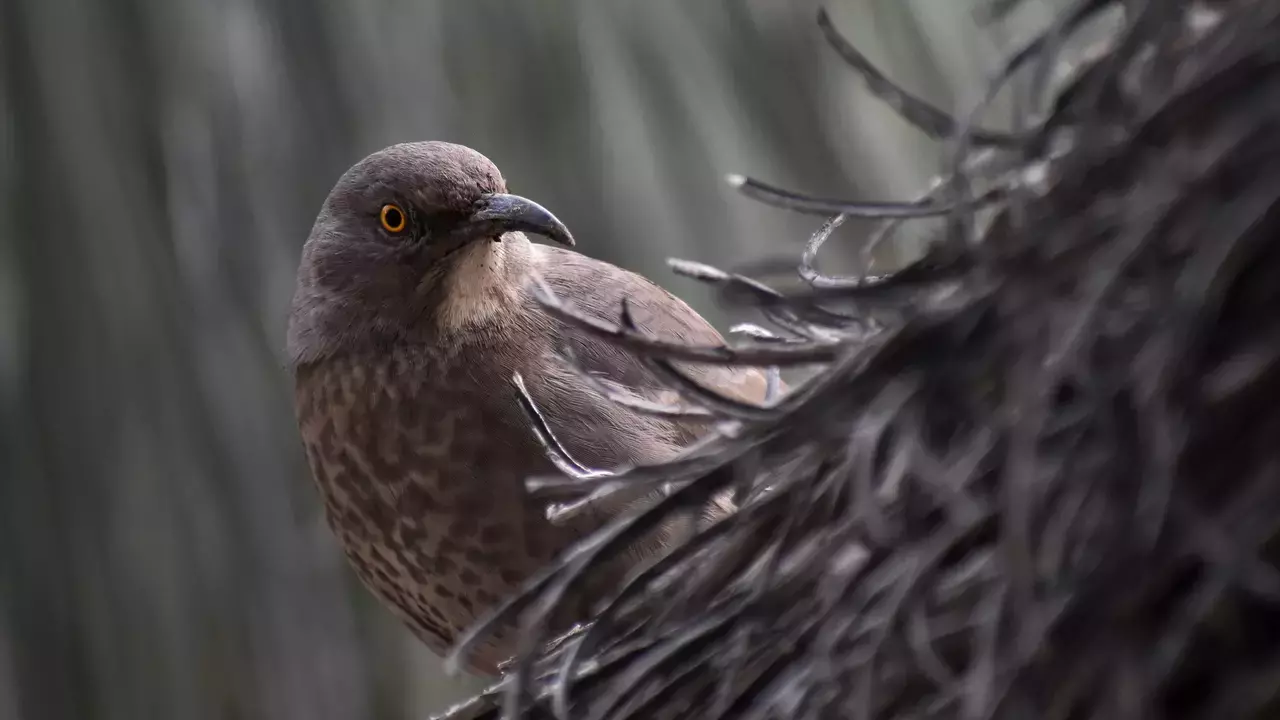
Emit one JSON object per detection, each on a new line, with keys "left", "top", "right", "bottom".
{"left": 526, "top": 244, "right": 769, "bottom": 455}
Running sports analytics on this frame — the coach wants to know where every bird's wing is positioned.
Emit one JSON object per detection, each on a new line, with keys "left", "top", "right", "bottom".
{"left": 519, "top": 244, "right": 773, "bottom": 472}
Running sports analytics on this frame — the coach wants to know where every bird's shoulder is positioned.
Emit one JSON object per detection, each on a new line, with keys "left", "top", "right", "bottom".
{"left": 530, "top": 245, "right": 724, "bottom": 344}
{"left": 529, "top": 244, "right": 769, "bottom": 401}
{"left": 515, "top": 246, "right": 770, "bottom": 458}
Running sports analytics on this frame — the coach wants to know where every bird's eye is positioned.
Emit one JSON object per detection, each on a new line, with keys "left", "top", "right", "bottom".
{"left": 380, "top": 204, "right": 408, "bottom": 234}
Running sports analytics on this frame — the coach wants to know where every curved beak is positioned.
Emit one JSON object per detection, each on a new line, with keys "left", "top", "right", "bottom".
{"left": 458, "top": 193, "right": 575, "bottom": 248}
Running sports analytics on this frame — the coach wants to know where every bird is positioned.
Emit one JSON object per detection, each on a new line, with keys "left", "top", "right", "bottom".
{"left": 286, "top": 141, "right": 770, "bottom": 676}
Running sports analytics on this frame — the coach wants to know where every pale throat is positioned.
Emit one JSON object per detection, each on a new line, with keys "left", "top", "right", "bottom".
{"left": 434, "top": 232, "right": 532, "bottom": 332}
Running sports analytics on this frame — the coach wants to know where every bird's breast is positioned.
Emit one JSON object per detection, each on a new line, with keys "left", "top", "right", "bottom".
{"left": 292, "top": 346, "right": 588, "bottom": 670}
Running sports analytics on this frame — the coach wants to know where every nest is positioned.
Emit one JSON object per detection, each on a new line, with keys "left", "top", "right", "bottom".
{"left": 440, "top": 1, "right": 1280, "bottom": 718}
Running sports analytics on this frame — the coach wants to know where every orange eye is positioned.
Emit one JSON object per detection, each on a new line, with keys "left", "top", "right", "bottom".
{"left": 380, "top": 204, "right": 407, "bottom": 233}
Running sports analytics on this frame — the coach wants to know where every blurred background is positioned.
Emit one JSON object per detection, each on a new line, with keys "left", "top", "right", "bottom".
{"left": 1, "top": 1, "right": 1069, "bottom": 718}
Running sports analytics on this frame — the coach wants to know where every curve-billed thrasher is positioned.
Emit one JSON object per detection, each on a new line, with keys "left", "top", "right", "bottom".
{"left": 287, "top": 141, "right": 766, "bottom": 675}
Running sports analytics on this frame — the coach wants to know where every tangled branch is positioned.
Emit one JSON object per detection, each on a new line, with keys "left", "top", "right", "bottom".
{"left": 440, "top": 2, "right": 1280, "bottom": 718}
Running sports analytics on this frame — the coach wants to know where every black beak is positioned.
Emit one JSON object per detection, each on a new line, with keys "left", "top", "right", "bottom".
{"left": 458, "top": 193, "right": 575, "bottom": 248}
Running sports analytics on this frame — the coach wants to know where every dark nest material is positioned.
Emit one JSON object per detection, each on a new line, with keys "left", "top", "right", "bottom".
{"left": 440, "top": 1, "right": 1280, "bottom": 718}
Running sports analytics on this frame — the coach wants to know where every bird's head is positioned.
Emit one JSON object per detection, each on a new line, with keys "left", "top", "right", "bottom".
{"left": 287, "top": 141, "right": 574, "bottom": 365}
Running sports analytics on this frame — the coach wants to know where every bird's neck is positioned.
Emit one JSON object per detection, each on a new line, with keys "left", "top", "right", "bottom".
{"left": 287, "top": 233, "right": 537, "bottom": 369}
{"left": 434, "top": 232, "right": 533, "bottom": 335}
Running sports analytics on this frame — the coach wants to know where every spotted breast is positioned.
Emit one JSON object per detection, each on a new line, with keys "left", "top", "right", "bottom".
{"left": 293, "top": 343, "right": 603, "bottom": 674}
